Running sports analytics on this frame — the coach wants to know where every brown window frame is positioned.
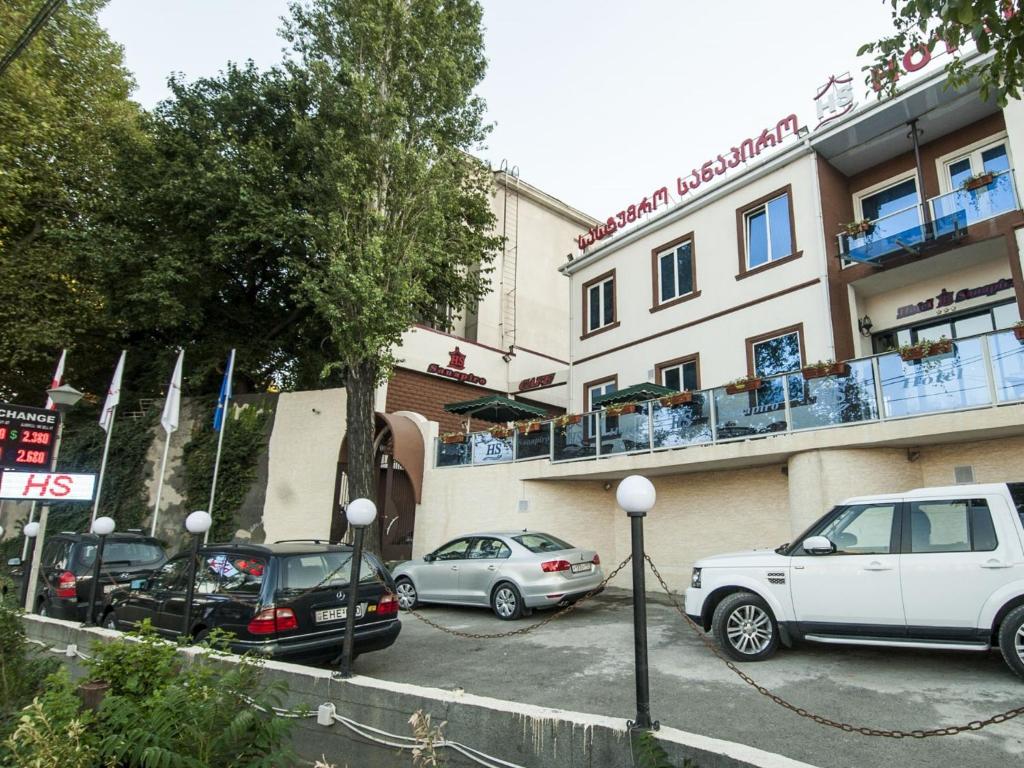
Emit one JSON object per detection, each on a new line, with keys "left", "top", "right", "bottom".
{"left": 582, "top": 374, "right": 619, "bottom": 413}
{"left": 735, "top": 184, "right": 802, "bottom": 280}
{"left": 650, "top": 232, "right": 701, "bottom": 312}
{"left": 655, "top": 353, "right": 701, "bottom": 392}
{"left": 745, "top": 323, "right": 806, "bottom": 378}
{"left": 581, "top": 269, "right": 619, "bottom": 339}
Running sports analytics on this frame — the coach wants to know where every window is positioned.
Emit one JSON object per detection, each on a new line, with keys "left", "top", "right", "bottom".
{"left": 859, "top": 177, "right": 919, "bottom": 222}
{"left": 652, "top": 234, "right": 697, "bottom": 308}
{"left": 740, "top": 189, "right": 795, "bottom": 272}
{"left": 871, "top": 301, "right": 1020, "bottom": 354}
{"left": 748, "top": 326, "right": 803, "bottom": 405}
{"left": 281, "top": 552, "right": 377, "bottom": 589}
{"left": 908, "top": 500, "right": 998, "bottom": 553}
{"left": 203, "top": 554, "right": 266, "bottom": 594}
{"left": 945, "top": 140, "right": 1010, "bottom": 190}
{"left": 467, "top": 538, "right": 511, "bottom": 559}
{"left": 1009, "top": 483, "right": 1024, "bottom": 529}
{"left": 151, "top": 557, "right": 189, "bottom": 591}
{"left": 657, "top": 355, "right": 699, "bottom": 392}
{"left": 814, "top": 503, "right": 897, "bottom": 555}
{"left": 432, "top": 538, "right": 473, "bottom": 561}
{"left": 42, "top": 540, "right": 70, "bottom": 571}
{"left": 582, "top": 270, "right": 616, "bottom": 336}
{"left": 512, "top": 533, "right": 573, "bottom": 553}
{"left": 585, "top": 377, "right": 616, "bottom": 433}
{"left": 77, "top": 541, "right": 164, "bottom": 571}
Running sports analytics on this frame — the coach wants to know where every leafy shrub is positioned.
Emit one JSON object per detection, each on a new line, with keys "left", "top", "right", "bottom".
{"left": 0, "top": 597, "right": 58, "bottom": 747}
{"left": 82, "top": 619, "right": 178, "bottom": 700}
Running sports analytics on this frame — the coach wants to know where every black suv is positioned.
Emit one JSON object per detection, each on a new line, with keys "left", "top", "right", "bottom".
{"left": 102, "top": 542, "right": 401, "bottom": 665}
{"left": 23, "top": 531, "right": 167, "bottom": 621}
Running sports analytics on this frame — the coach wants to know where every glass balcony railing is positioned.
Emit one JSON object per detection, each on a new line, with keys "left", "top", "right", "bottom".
{"left": 434, "top": 327, "right": 1024, "bottom": 468}
{"left": 837, "top": 170, "right": 1018, "bottom": 264}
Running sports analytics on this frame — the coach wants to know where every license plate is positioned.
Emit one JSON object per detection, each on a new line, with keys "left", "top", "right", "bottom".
{"left": 315, "top": 604, "right": 366, "bottom": 623}
{"left": 571, "top": 563, "right": 591, "bottom": 574}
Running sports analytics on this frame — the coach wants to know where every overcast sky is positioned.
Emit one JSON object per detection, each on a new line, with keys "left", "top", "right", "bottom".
{"left": 98, "top": 1, "right": 898, "bottom": 218}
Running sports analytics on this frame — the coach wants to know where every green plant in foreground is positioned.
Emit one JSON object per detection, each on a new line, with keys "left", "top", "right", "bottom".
{"left": 0, "top": 597, "right": 58, "bottom": 747}
{"left": 632, "top": 731, "right": 699, "bottom": 768}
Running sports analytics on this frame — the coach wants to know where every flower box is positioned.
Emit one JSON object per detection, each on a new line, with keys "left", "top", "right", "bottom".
{"left": 658, "top": 391, "right": 694, "bottom": 407}
{"left": 606, "top": 403, "right": 637, "bottom": 416}
{"left": 489, "top": 426, "right": 512, "bottom": 440}
{"left": 801, "top": 362, "right": 850, "bottom": 381}
{"left": 843, "top": 220, "right": 874, "bottom": 236}
{"left": 725, "top": 378, "right": 762, "bottom": 395}
{"left": 1013, "top": 326, "right": 1024, "bottom": 342}
{"left": 554, "top": 413, "right": 582, "bottom": 430}
{"left": 899, "top": 338, "right": 953, "bottom": 361}
{"left": 963, "top": 172, "right": 995, "bottom": 192}
{"left": 517, "top": 421, "right": 541, "bottom": 435}
{"left": 440, "top": 433, "right": 466, "bottom": 445}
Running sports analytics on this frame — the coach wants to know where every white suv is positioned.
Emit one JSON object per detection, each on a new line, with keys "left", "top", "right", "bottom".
{"left": 685, "top": 483, "right": 1024, "bottom": 679}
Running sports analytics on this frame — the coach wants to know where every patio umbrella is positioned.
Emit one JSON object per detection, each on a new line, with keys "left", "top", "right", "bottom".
{"left": 591, "top": 383, "right": 678, "bottom": 408}
{"left": 443, "top": 394, "right": 548, "bottom": 432}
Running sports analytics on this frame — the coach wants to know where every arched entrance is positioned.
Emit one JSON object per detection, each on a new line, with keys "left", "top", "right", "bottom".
{"left": 332, "top": 412, "right": 424, "bottom": 560}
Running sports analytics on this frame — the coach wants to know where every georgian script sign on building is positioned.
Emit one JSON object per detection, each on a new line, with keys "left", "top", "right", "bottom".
{"left": 576, "top": 113, "right": 801, "bottom": 251}
{"left": 426, "top": 346, "right": 487, "bottom": 386}
{"left": 896, "top": 278, "right": 1014, "bottom": 320}
{"left": 0, "top": 471, "right": 96, "bottom": 501}
{"left": 0, "top": 403, "right": 59, "bottom": 472}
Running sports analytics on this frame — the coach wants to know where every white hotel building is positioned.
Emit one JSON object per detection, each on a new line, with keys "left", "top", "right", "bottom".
{"left": 413, "top": 60, "right": 1024, "bottom": 588}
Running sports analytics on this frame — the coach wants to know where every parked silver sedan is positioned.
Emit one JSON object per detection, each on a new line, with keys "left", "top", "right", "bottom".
{"left": 392, "top": 531, "right": 603, "bottom": 620}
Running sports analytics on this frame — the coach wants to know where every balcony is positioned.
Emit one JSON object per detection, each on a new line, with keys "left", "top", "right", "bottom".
{"left": 837, "top": 170, "right": 1017, "bottom": 265}
{"left": 434, "top": 328, "right": 1024, "bottom": 468}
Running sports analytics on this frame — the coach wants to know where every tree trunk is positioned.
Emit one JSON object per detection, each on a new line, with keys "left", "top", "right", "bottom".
{"left": 345, "top": 358, "right": 381, "bottom": 555}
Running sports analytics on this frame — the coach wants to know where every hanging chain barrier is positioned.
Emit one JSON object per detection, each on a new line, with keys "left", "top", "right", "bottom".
{"left": 643, "top": 553, "right": 1024, "bottom": 739}
{"left": 386, "top": 554, "right": 633, "bottom": 640}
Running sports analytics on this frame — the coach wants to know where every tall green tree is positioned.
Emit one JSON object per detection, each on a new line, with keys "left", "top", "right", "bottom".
{"left": 860, "top": 1, "right": 1024, "bottom": 105}
{"left": 283, "top": 0, "right": 500, "bottom": 551}
{"left": 0, "top": 0, "right": 141, "bottom": 402}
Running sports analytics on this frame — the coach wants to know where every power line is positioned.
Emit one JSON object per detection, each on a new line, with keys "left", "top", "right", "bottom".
{"left": 0, "top": 0, "right": 66, "bottom": 80}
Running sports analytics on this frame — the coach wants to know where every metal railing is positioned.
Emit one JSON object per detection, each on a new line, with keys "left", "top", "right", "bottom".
{"left": 435, "top": 328, "right": 1024, "bottom": 468}
{"left": 836, "top": 169, "right": 1017, "bottom": 263}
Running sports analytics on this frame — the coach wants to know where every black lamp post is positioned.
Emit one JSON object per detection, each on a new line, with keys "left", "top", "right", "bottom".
{"left": 83, "top": 516, "right": 115, "bottom": 626}
{"left": 338, "top": 497, "right": 377, "bottom": 678}
{"left": 616, "top": 474, "right": 658, "bottom": 731}
{"left": 19, "top": 522, "right": 40, "bottom": 609}
{"left": 182, "top": 510, "right": 212, "bottom": 638}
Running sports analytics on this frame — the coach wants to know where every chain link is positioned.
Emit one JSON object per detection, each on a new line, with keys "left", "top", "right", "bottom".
{"left": 643, "top": 553, "right": 1024, "bottom": 739}
{"left": 388, "top": 554, "right": 633, "bottom": 640}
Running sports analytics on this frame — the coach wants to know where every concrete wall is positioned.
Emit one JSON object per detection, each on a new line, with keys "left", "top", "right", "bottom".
{"left": 23, "top": 616, "right": 815, "bottom": 768}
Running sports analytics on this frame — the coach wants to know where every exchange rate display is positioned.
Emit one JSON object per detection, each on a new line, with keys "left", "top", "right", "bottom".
{"left": 0, "top": 403, "right": 60, "bottom": 472}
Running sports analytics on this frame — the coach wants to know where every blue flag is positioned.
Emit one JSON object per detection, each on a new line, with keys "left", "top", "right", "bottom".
{"left": 213, "top": 349, "right": 235, "bottom": 432}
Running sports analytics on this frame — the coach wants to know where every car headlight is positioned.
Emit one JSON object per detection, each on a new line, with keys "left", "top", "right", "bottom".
{"left": 690, "top": 567, "right": 702, "bottom": 589}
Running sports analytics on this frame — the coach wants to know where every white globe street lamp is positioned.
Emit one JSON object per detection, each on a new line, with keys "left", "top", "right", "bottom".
{"left": 182, "top": 511, "right": 213, "bottom": 638}
{"left": 23, "top": 522, "right": 40, "bottom": 538}
{"left": 20, "top": 521, "right": 41, "bottom": 608}
{"left": 339, "top": 497, "right": 378, "bottom": 677}
{"left": 84, "top": 517, "right": 117, "bottom": 626}
{"left": 616, "top": 474, "right": 658, "bottom": 732}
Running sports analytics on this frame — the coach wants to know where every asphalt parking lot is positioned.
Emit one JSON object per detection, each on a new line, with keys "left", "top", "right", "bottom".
{"left": 355, "top": 589, "right": 1024, "bottom": 768}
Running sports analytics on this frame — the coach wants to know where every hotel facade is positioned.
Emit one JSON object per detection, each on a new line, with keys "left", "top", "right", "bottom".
{"left": 413, "top": 60, "right": 1024, "bottom": 588}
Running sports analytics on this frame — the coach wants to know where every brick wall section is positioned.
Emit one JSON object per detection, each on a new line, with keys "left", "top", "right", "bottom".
{"left": 385, "top": 368, "right": 562, "bottom": 434}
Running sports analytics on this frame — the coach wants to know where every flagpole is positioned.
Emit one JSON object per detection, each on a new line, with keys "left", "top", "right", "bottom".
{"left": 91, "top": 406, "right": 116, "bottom": 526}
{"left": 205, "top": 349, "right": 235, "bottom": 544}
{"left": 151, "top": 430, "right": 172, "bottom": 537}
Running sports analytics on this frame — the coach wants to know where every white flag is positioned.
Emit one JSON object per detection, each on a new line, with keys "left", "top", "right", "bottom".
{"left": 44, "top": 349, "right": 66, "bottom": 409}
{"left": 99, "top": 351, "right": 126, "bottom": 432}
{"left": 160, "top": 350, "right": 184, "bottom": 434}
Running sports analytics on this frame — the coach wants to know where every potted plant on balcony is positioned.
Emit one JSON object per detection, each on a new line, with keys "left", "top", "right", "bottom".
{"left": 724, "top": 374, "right": 763, "bottom": 395}
{"left": 554, "top": 413, "right": 582, "bottom": 433}
{"left": 898, "top": 336, "right": 954, "bottom": 361}
{"left": 842, "top": 219, "right": 874, "bottom": 236}
{"left": 440, "top": 431, "right": 466, "bottom": 444}
{"left": 658, "top": 391, "right": 693, "bottom": 407}
{"left": 800, "top": 359, "right": 850, "bottom": 380}
{"left": 605, "top": 401, "right": 639, "bottom": 416}
{"left": 1013, "top": 321, "right": 1024, "bottom": 342}
{"left": 488, "top": 424, "right": 512, "bottom": 440}
{"left": 963, "top": 172, "right": 995, "bottom": 192}
{"left": 516, "top": 419, "right": 541, "bottom": 435}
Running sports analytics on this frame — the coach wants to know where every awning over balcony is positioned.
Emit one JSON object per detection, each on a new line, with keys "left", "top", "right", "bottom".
{"left": 592, "top": 383, "right": 678, "bottom": 408}
{"left": 443, "top": 395, "right": 547, "bottom": 424}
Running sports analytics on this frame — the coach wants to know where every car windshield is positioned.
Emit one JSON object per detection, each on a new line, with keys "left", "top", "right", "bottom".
{"left": 512, "top": 533, "right": 573, "bottom": 553}
{"left": 280, "top": 552, "right": 378, "bottom": 590}
{"left": 77, "top": 541, "right": 164, "bottom": 571}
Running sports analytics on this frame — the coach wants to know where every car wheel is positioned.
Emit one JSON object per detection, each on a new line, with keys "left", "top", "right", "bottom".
{"left": 193, "top": 628, "right": 210, "bottom": 646}
{"left": 395, "top": 578, "right": 419, "bottom": 610}
{"left": 998, "top": 605, "right": 1024, "bottom": 680}
{"left": 712, "top": 591, "right": 779, "bottom": 662}
{"left": 37, "top": 600, "right": 49, "bottom": 618}
{"left": 103, "top": 610, "right": 118, "bottom": 631}
{"left": 491, "top": 582, "right": 524, "bottom": 621}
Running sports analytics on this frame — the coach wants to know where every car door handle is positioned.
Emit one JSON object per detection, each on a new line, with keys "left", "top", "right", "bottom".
{"left": 863, "top": 562, "right": 893, "bottom": 571}
{"left": 980, "top": 559, "right": 1011, "bottom": 569}
{"left": 450, "top": 565, "right": 458, "bottom": 570}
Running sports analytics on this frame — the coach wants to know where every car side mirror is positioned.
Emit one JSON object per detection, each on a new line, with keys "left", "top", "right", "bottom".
{"left": 802, "top": 536, "right": 835, "bottom": 555}
{"left": 423, "top": 553, "right": 435, "bottom": 563}
{"left": 7, "top": 557, "right": 21, "bottom": 567}
{"left": 130, "top": 578, "right": 147, "bottom": 590}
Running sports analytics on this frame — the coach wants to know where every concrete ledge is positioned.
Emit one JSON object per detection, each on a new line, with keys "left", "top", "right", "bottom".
{"left": 22, "top": 615, "right": 818, "bottom": 768}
